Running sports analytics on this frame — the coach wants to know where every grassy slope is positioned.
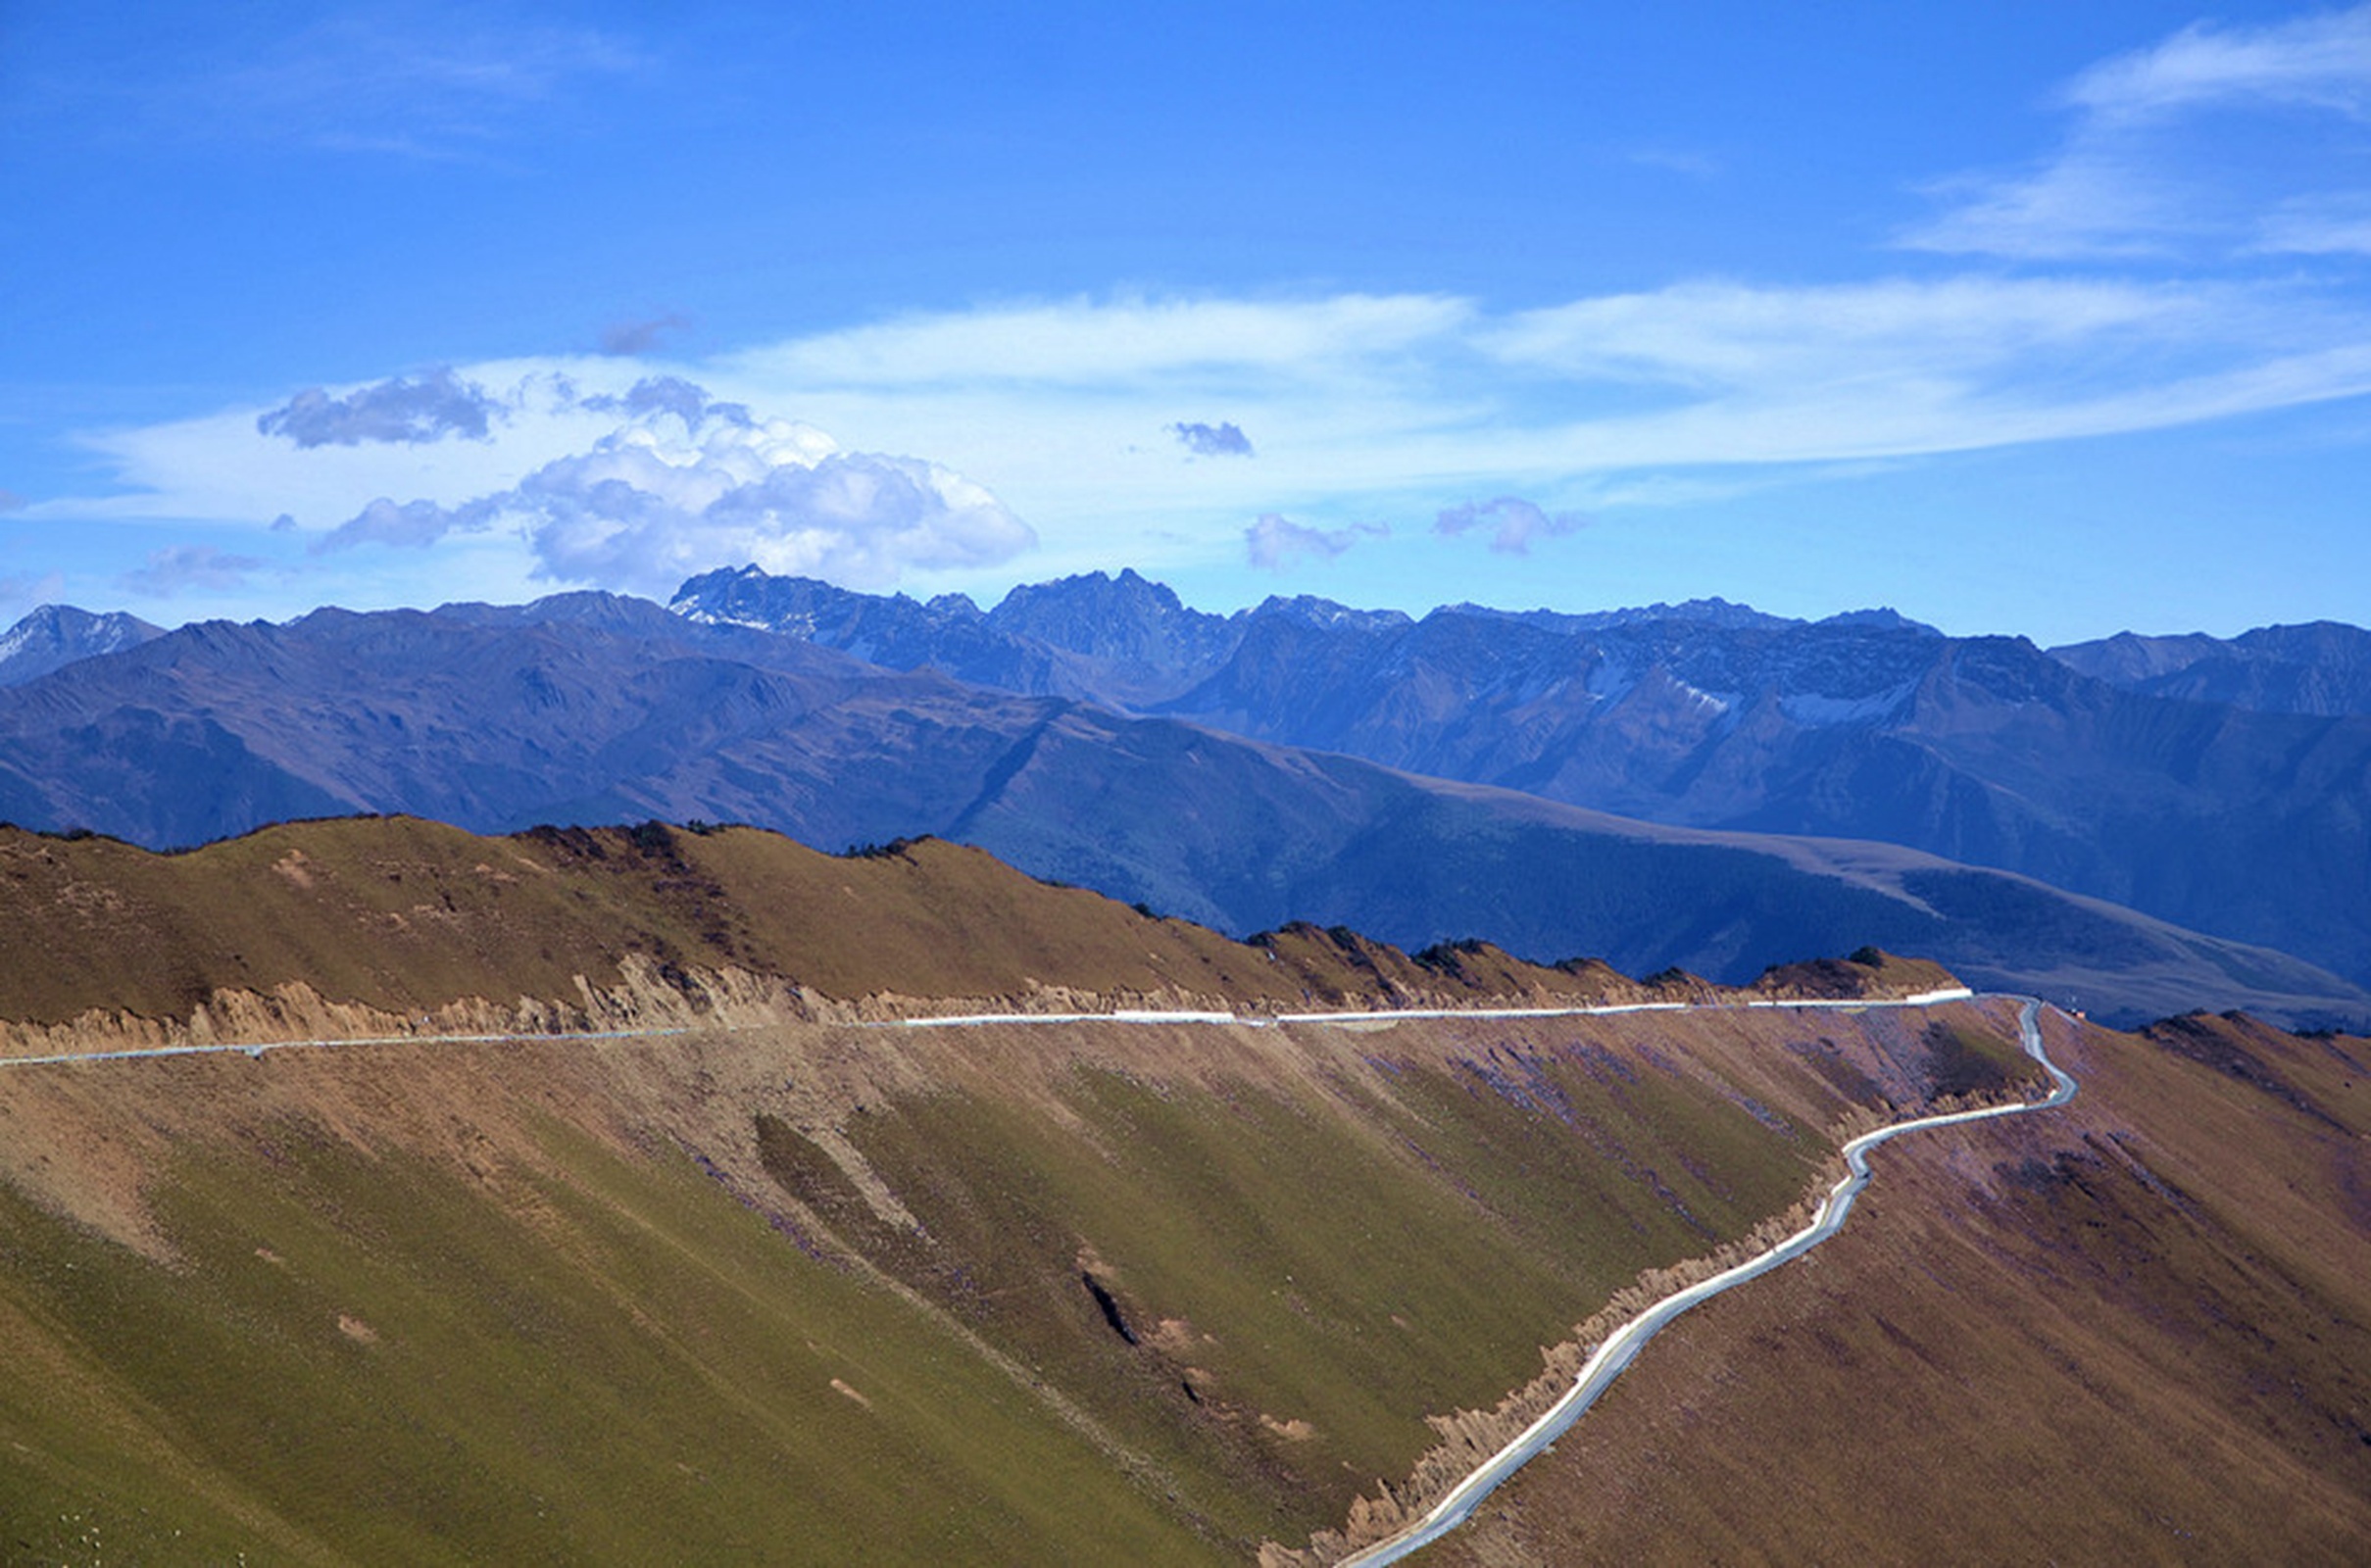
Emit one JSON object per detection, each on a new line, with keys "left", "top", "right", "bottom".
{"left": 0, "top": 814, "right": 2038, "bottom": 1561}
{"left": 0, "top": 994, "right": 2022, "bottom": 1562}
{"left": 1421, "top": 1010, "right": 2371, "bottom": 1565}
{"left": 0, "top": 818, "right": 1698, "bottom": 1032}
{"left": 0, "top": 817, "right": 1960, "bottom": 1039}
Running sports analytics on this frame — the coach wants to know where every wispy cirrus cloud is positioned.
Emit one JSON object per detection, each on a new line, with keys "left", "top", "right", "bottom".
{"left": 737, "top": 293, "right": 1474, "bottom": 387}
{"left": 116, "top": 544, "right": 265, "bottom": 597}
{"left": 50, "top": 266, "right": 2371, "bottom": 601}
{"left": 1902, "top": 4, "right": 2371, "bottom": 260}
{"left": 29, "top": 9, "right": 640, "bottom": 161}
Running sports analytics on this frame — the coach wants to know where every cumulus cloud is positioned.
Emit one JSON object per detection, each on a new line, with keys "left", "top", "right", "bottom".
{"left": 1245, "top": 513, "right": 1386, "bottom": 570}
{"left": 1433, "top": 497, "right": 1586, "bottom": 555}
{"left": 316, "top": 377, "right": 1035, "bottom": 594}
{"left": 116, "top": 544, "right": 265, "bottom": 597}
{"left": 600, "top": 312, "right": 693, "bottom": 356}
{"left": 258, "top": 368, "right": 501, "bottom": 448}
{"left": 1903, "top": 6, "right": 2371, "bottom": 260}
{"left": 1171, "top": 420, "right": 1255, "bottom": 457}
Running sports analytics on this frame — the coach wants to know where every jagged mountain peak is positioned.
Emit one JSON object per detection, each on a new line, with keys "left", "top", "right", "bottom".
{"left": 984, "top": 567, "right": 1235, "bottom": 663}
{"left": 1250, "top": 594, "right": 1412, "bottom": 632}
{"left": 1818, "top": 607, "right": 1943, "bottom": 635}
{"left": 0, "top": 603, "right": 166, "bottom": 686}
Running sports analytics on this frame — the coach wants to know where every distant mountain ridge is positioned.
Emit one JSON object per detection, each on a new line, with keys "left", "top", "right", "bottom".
{"left": 0, "top": 589, "right": 2354, "bottom": 1025}
{"left": 666, "top": 567, "right": 2371, "bottom": 993}
{"left": 0, "top": 604, "right": 161, "bottom": 685}
{"left": 2050, "top": 621, "right": 2371, "bottom": 716}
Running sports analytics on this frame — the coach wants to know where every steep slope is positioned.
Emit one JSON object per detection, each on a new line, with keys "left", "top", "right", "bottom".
{"left": 0, "top": 606, "right": 2360, "bottom": 1026}
{"left": 1417, "top": 1007, "right": 2371, "bottom": 1565}
{"left": 0, "top": 817, "right": 1706, "bottom": 1043}
{"left": 0, "top": 820, "right": 2040, "bottom": 1562}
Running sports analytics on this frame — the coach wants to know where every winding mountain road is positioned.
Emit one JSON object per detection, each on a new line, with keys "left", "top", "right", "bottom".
{"left": 1336, "top": 996, "right": 2075, "bottom": 1567}
{"left": 0, "top": 985, "right": 2073, "bottom": 1568}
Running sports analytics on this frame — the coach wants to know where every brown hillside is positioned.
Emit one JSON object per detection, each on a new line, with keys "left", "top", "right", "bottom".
{"left": 1420, "top": 1008, "right": 2371, "bottom": 1565}
{"left": 0, "top": 817, "right": 1883, "bottom": 1051}
{"left": 0, "top": 949, "right": 2029, "bottom": 1560}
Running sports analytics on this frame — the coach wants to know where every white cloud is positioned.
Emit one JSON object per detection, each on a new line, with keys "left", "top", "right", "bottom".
{"left": 1434, "top": 497, "right": 1586, "bottom": 555}
{"left": 315, "top": 384, "right": 1035, "bottom": 595}
{"left": 2256, "top": 194, "right": 2371, "bottom": 258}
{"left": 734, "top": 293, "right": 1472, "bottom": 388}
{"left": 1245, "top": 514, "right": 1385, "bottom": 570}
{"left": 116, "top": 544, "right": 266, "bottom": 598}
{"left": 2067, "top": 7, "right": 2371, "bottom": 120}
{"left": 1904, "top": 5, "right": 2371, "bottom": 260}
{"left": 37, "top": 257, "right": 2371, "bottom": 607}
{"left": 258, "top": 368, "right": 501, "bottom": 447}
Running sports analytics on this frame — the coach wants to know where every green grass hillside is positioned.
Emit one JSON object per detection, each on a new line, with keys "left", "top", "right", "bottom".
{"left": 0, "top": 814, "right": 2043, "bottom": 1561}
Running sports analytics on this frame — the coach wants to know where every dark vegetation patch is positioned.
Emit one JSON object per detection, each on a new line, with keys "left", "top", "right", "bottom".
{"left": 2142, "top": 1011, "right": 2345, "bottom": 1128}
{"left": 1919, "top": 1019, "right": 2040, "bottom": 1099}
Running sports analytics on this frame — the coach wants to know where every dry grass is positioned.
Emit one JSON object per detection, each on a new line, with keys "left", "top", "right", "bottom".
{"left": 1419, "top": 1010, "right": 2371, "bottom": 1565}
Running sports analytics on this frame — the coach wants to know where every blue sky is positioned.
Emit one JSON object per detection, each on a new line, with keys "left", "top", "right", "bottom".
{"left": 3, "top": 2, "right": 2368, "bottom": 644}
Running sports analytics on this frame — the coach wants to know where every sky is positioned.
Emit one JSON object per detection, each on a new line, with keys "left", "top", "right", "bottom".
{"left": 3, "top": 2, "right": 2368, "bottom": 645}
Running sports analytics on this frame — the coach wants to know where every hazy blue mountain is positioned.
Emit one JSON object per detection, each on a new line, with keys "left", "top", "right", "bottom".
{"left": 2051, "top": 621, "right": 2371, "bottom": 716}
{"left": 0, "top": 605, "right": 163, "bottom": 685}
{"left": 665, "top": 567, "right": 2371, "bottom": 995}
{"left": 668, "top": 564, "right": 1240, "bottom": 707}
{"left": 0, "top": 592, "right": 2353, "bottom": 1026}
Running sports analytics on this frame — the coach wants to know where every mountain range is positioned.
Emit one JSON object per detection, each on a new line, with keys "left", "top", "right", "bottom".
{"left": 0, "top": 575, "right": 2366, "bottom": 1026}
{"left": 670, "top": 566, "right": 2371, "bottom": 1001}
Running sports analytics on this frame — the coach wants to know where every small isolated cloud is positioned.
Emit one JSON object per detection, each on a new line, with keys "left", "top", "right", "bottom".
{"left": 600, "top": 312, "right": 692, "bottom": 356}
{"left": 316, "top": 496, "right": 501, "bottom": 553}
{"left": 1245, "top": 513, "right": 1386, "bottom": 570}
{"left": 1434, "top": 497, "right": 1587, "bottom": 555}
{"left": 257, "top": 368, "right": 501, "bottom": 448}
{"left": 117, "top": 544, "right": 265, "bottom": 597}
{"left": 1171, "top": 420, "right": 1255, "bottom": 458}
{"left": 318, "top": 377, "right": 1035, "bottom": 594}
